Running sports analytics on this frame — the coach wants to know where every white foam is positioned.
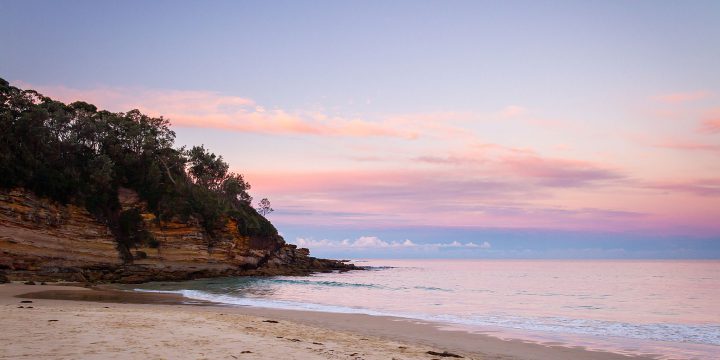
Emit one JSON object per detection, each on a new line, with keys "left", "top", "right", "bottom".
{"left": 135, "top": 288, "right": 392, "bottom": 316}
{"left": 135, "top": 288, "right": 720, "bottom": 347}
{"left": 132, "top": 287, "right": 720, "bottom": 360}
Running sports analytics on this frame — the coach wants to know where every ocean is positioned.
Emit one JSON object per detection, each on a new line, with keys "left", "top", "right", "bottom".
{"left": 130, "top": 260, "right": 720, "bottom": 359}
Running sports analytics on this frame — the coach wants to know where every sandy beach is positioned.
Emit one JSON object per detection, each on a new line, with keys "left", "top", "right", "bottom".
{"left": 0, "top": 283, "right": 655, "bottom": 360}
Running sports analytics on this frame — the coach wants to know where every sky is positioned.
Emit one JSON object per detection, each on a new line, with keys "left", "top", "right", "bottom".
{"left": 2, "top": 0, "right": 719, "bottom": 258}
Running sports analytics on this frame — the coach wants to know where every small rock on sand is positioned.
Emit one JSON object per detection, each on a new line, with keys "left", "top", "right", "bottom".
{"left": 426, "top": 350, "right": 463, "bottom": 358}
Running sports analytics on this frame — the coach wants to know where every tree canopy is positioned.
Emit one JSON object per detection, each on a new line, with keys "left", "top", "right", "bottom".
{"left": 0, "top": 78, "right": 277, "bottom": 252}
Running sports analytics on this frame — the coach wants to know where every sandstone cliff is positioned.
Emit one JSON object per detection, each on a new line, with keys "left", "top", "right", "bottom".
{"left": 0, "top": 188, "right": 356, "bottom": 283}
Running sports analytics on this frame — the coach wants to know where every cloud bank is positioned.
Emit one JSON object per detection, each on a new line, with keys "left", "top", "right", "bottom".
{"left": 293, "top": 236, "right": 491, "bottom": 250}
{"left": 14, "top": 81, "right": 720, "bottom": 236}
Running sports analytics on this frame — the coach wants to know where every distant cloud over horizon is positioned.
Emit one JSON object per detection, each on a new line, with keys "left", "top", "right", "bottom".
{"left": 294, "top": 235, "right": 490, "bottom": 250}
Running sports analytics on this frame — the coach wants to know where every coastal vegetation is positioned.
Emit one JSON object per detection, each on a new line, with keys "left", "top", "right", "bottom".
{"left": 0, "top": 78, "right": 276, "bottom": 258}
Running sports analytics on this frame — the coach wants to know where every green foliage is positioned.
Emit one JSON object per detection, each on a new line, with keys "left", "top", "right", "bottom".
{"left": 230, "top": 203, "right": 278, "bottom": 237}
{"left": 0, "top": 78, "right": 278, "bottom": 250}
{"left": 222, "top": 172, "right": 253, "bottom": 206}
{"left": 186, "top": 145, "right": 229, "bottom": 191}
{"left": 118, "top": 208, "right": 152, "bottom": 248}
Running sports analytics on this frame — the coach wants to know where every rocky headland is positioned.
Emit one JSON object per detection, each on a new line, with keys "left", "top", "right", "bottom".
{"left": 0, "top": 78, "right": 358, "bottom": 284}
{"left": 0, "top": 188, "right": 357, "bottom": 283}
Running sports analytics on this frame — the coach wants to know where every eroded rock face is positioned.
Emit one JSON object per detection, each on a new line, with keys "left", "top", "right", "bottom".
{"left": 0, "top": 189, "right": 121, "bottom": 282}
{"left": 0, "top": 188, "right": 357, "bottom": 283}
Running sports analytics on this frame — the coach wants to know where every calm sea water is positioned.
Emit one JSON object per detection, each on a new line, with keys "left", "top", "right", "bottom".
{"left": 131, "top": 260, "right": 720, "bottom": 359}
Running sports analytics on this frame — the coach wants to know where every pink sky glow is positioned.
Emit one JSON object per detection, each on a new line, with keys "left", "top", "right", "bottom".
{"left": 21, "top": 82, "right": 720, "bottom": 236}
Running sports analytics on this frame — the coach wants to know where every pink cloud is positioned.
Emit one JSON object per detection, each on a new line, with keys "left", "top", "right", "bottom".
{"left": 242, "top": 132, "right": 720, "bottom": 234}
{"left": 648, "top": 178, "right": 720, "bottom": 197}
{"left": 413, "top": 143, "right": 623, "bottom": 187}
{"left": 12, "top": 81, "right": 718, "bottom": 235}
{"left": 413, "top": 155, "right": 477, "bottom": 165}
{"left": 499, "top": 155, "right": 624, "bottom": 187}
{"left": 247, "top": 150, "right": 629, "bottom": 226}
{"left": 13, "top": 81, "right": 571, "bottom": 141}
{"left": 251, "top": 169, "right": 719, "bottom": 234}
{"left": 699, "top": 109, "right": 720, "bottom": 133}
{"left": 247, "top": 169, "right": 658, "bottom": 231}
{"left": 653, "top": 140, "right": 720, "bottom": 152}
{"left": 167, "top": 110, "right": 418, "bottom": 138}
{"left": 498, "top": 105, "right": 527, "bottom": 118}
{"left": 653, "top": 91, "right": 711, "bottom": 104}
{"left": 380, "top": 112, "right": 479, "bottom": 141}
{"left": 14, "top": 82, "right": 418, "bottom": 139}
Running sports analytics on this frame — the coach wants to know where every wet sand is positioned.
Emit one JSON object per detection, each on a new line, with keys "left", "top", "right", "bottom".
{"left": 0, "top": 283, "right": 655, "bottom": 360}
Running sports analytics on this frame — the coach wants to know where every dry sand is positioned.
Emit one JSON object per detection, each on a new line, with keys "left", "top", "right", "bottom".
{"left": 0, "top": 283, "right": 654, "bottom": 360}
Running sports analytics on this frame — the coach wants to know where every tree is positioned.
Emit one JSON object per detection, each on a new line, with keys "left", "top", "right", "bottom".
{"left": 185, "top": 145, "right": 229, "bottom": 190}
{"left": 257, "top": 198, "right": 273, "bottom": 216}
{"left": 222, "top": 172, "right": 252, "bottom": 206}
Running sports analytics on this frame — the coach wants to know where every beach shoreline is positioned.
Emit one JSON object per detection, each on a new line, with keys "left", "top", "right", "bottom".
{"left": 1, "top": 283, "right": 654, "bottom": 360}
